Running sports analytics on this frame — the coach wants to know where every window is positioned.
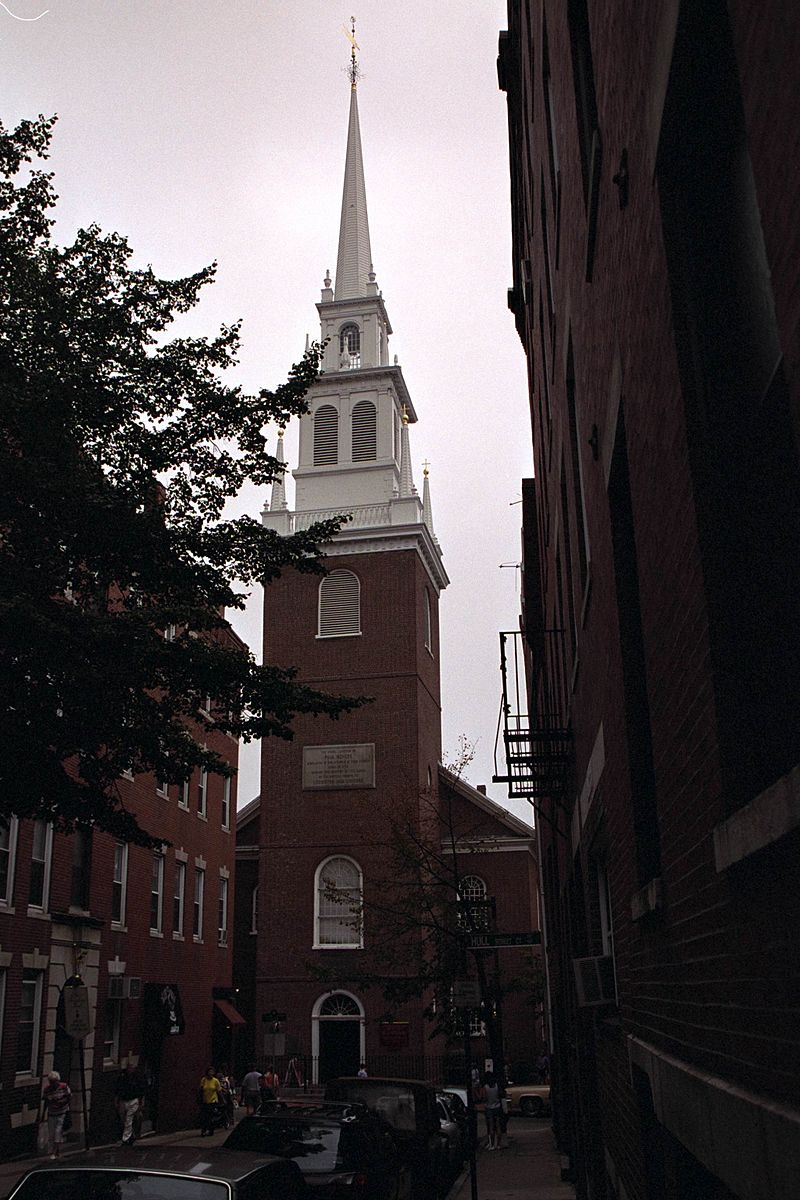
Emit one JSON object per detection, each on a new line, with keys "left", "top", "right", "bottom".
{"left": 173, "top": 860, "right": 186, "bottom": 937}
{"left": 70, "top": 828, "right": 92, "bottom": 910}
{"left": 315, "top": 856, "right": 363, "bottom": 948}
{"left": 218, "top": 876, "right": 229, "bottom": 946}
{"left": 318, "top": 570, "right": 361, "bottom": 638}
{"left": 193, "top": 867, "right": 205, "bottom": 940}
{"left": 16, "top": 969, "right": 43, "bottom": 1075}
{"left": 468, "top": 1010, "right": 486, "bottom": 1038}
{"left": 250, "top": 885, "right": 258, "bottom": 935}
{"left": 458, "top": 875, "right": 491, "bottom": 931}
{"left": 150, "top": 852, "right": 164, "bottom": 933}
{"left": 164, "top": 624, "right": 177, "bottom": 642}
{"left": 339, "top": 323, "right": 361, "bottom": 369}
{"left": 28, "top": 820, "right": 52, "bottom": 910}
{"left": 103, "top": 997, "right": 121, "bottom": 1063}
{"left": 351, "top": 400, "right": 377, "bottom": 461}
{"left": 423, "top": 589, "right": 432, "bottom": 653}
{"left": 0, "top": 818, "right": 18, "bottom": 906}
{"left": 567, "top": 0, "right": 601, "bottom": 278}
{"left": 111, "top": 841, "right": 128, "bottom": 926}
{"left": 221, "top": 777, "right": 231, "bottom": 830}
{"left": 313, "top": 404, "right": 339, "bottom": 465}
{"left": 197, "top": 767, "right": 207, "bottom": 818}
{"left": 155, "top": 776, "right": 169, "bottom": 798}
{"left": 179, "top": 778, "right": 190, "bottom": 810}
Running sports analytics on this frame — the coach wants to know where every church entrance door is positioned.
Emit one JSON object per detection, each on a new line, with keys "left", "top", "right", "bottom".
{"left": 315, "top": 992, "right": 363, "bottom": 1082}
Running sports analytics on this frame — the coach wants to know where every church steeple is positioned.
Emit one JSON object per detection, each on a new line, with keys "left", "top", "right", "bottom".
{"left": 335, "top": 20, "right": 373, "bottom": 301}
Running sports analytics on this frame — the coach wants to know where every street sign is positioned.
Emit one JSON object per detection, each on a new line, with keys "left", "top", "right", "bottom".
{"left": 466, "top": 931, "right": 542, "bottom": 949}
{"left": 63, "top": 983, "right": 92, "bottom": 1040}
{"left": 452, "top": 980, "right": 482, "bottom": 1008}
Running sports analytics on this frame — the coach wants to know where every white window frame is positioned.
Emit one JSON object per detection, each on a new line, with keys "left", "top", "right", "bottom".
{"left": 28, "top": 821, "right": 53, "bottom": 912}
{"left": 250, "top": 885, "right": 258, "bottom": 935}
{"left": 457, "top": 875, "right": 490, "bottom": 931}
{"left": 173, "top": 860, "right": 186, "bottom": 938}
{"left": 111, "top": 841, "right": 128, "bottom": 928}
{"left": 218, "top": 875, "right": 228, "bottom": 946}
{"left": 155, "top": 776, "right": 169, "bottom": 799}
{"left": 197, "top": 766, "right": 208, "bottom": 819}
{"left": 221, "top": 777, "right": 231, "bottom": 830}
{"left": 597, "top": 864, "right": 618, "bottom": 1002}
{"left": 164, "top": 624, "right": 177, "bottom": 642}
{"left": 179, "top": 778, "right": 190, "bottom": 810}
{"left": 193, "top": 867, "right": 205, "bottom": 941}
{"left": 150, "top": 851, "right": 164, "bottom": 935}
{"left": 423, "top": 588, "right": 433, "bottom": 653}
{"left": 15, "top": 968, "right": 43, "bottom": 1078}
{"left": 317, "top": 570, "right": 361, "bottom": 639}
{"left": 103, "top": 997, "right": 121, "bottom": 1064}
{"left": 314, "top": 856, "right": 363, "bottom": 950}
{"left": 0, "top": 817, "right": 19, "bottom": 909}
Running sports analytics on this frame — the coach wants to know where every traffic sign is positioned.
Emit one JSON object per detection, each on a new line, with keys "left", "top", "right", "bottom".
{"left": 452, "top": 980, "right": 482, "bottom": 1007}
{"left": 466, "top": 931, "right": 542, "bottom": 949}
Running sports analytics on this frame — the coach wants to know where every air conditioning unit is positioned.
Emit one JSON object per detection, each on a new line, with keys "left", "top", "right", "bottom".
{"left": 572, "top": 956, "right": 616, "bottom": 1007}
{"left": 107, "top": 975, "right": 142, "bottom": 1000}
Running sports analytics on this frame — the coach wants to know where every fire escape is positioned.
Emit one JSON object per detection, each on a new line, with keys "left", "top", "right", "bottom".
{"left": 493, "top": 629, "right": 572, "bottom": 826}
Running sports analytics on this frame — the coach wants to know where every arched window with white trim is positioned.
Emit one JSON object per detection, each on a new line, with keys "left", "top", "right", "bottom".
{"left": 458, "top": 874, "right": 490, "bottom": 931}
{"left": 423, "top": 588, "right": 433, "bottom": 652}
{"left": 318, "top": 570, "right": 361, "bottom": 638}
{"left": 314, "top": 404, "right": 339, "bottom": 465}
{"left": 351, "top": 400, "right": 377, "bottom": 461}
{"left": 315, "top": 856, "right": 363, "bottom": 948}
{"left": 339, "top": 323, "right": 361, "bottom": 369}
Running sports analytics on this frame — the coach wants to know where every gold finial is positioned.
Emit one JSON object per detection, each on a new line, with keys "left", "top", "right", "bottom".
{"left": 401, "top": 403, "right": 409, "bottom": 426}
{"left": 278, "top": 427, "right": 285, "bottom": 438}
{"left": 343, "top": 16, "right": 360, "bottom": 89}
{"left": 423, "top": 459, "right": 430, "bottom": 477}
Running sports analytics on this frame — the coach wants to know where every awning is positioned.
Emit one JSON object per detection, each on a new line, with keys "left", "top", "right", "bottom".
{"left": 214, "top": 998, "right": 247, "bottom": 1027}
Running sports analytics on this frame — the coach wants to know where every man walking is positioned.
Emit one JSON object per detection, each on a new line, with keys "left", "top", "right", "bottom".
{"left": 115, "top": 1059, "right": 145, "bottom": 1146}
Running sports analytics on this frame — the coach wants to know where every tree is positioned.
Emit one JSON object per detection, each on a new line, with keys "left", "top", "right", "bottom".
{"left": 0, "top": 114, "right": 360, "bottom": 847}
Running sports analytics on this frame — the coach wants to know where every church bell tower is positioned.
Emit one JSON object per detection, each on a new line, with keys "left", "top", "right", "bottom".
{"left": 254, "top": 32, "right": 449, "bottom": 1082}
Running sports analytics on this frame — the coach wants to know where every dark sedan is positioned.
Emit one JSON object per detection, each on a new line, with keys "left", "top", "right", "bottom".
{"left": 6, "top": 1144, "right": 307, "bottom": 1200}
{"left": 224, "top": 1102, "right": 410, "bottom": 1200}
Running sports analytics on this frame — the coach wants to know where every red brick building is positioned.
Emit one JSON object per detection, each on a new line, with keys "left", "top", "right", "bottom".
{"left": 0, "top": 628, "right": 242, "bottom": 1157}
{"left": 497, "top": 2, "right": 800, "bottom": 1198}
{"left": 233, "top": 64, "right": 542, "bottom": 1087}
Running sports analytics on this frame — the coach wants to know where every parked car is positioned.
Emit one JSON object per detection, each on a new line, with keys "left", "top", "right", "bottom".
{"left": 6, "top": 1144, "right": 307, "bottom": 1200}
{"left": 503, "top": 1082, "right": 551, "bottom": 1117}
{"left": 324, "top": 1077, "right": 449, "bottom": 1200}
{"left": 224, "top": 1101, "right": 410, "bottom": 1200}
{"left": 438, "top": 1089, "right": 471, "bottom": 1147}
{"left": 435, "top": 1092, "right": 465, "bottom": 1173}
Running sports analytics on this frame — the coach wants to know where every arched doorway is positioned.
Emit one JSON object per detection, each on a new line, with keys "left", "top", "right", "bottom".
{"left": 312, "top": 992, "right": 364, "bottom": 1083}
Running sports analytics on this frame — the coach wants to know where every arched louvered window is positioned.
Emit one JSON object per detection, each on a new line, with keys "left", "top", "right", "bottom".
{"left": 458, "top": 875, "right": 490, "bottom": 930}
{"left": 315, "top": 856, "right": 363, "bottom": 948}
{"left": 318, "top": 570, "right": 361, "bottom": 638}
{"left": 314, "top": 404, "right": 339, "bottom": 465}
{"left": 351, "top": 400, "right": 377, "bottom": 462}
{"left": 423, "top": 588, "right": 433, "bottom": 652}
{"left": 339, "top": 323, "right": 361, "bottom": 369}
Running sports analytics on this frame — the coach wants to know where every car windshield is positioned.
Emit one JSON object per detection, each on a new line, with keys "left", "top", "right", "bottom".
{"left": 225, "top": 1120, "right": 341, "bottom": 1172}
{"left": 12, "top": 1171, "right": 228, "bottom": 1199}
{"left": 328, "top": 1084, "right": 417, "bottom": 1132}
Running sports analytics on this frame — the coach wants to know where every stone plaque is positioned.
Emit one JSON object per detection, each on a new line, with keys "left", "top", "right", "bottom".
{"left": 302, "top": 743, "right": 376, "bottom": 790}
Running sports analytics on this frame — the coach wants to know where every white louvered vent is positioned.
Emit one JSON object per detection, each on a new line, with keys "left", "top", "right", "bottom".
{"left": 314, "top": 404, "right": 339, "bottom": 465}
{"left": 318, "top": 570, "right": 361, "bottom": 637}
{"left": 352, "top": 400, "right": 377, "bottom": 461}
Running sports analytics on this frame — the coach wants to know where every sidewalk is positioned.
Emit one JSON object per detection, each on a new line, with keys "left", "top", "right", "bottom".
{"left": 450, "top": 1119, "right": 576, "bottom": 1200}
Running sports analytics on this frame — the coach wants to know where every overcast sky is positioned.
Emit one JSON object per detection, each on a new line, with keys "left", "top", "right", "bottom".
{"left": 5, "top": 0, "right": 534, "bottom": 823}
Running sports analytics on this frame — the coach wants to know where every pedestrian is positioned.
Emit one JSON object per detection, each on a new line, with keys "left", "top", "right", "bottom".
{"left": 357, "top": 1062, "right": 368, "bottom": 1078}
{"left": 240, "top": 1064, "right": 263, "bottom": 1115}
{"left": 199, "top": 1066, "right": 222, "bottom": 1136}
{"left": 479, "top": 1071, "right": 502, "bottom": 1150}
{"left": 263, "top": 1062, "right": 280, "bottom": 1096}
{"left": 218, "top": 1064, "right": 235, "bottom": 1128}
{"left": 115, "top": 1058, "right": 145, "bottom": 1146}
{"left": 41, "top": 1070, "right": 71, "bottom": 1159}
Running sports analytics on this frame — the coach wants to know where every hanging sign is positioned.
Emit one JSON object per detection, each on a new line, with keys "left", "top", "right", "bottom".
{"left": 63, "top": 984, "right": 92, "bottom": 1040}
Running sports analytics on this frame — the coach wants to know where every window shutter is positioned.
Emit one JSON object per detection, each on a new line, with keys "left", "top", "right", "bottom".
{"left": 314, "top": 405, "right": 339, "bottom": 465}
{"left": 352, "top": 400, "right": 377, "bottom": 461}
{"left": 319, "top": 570, "right": 360, "bottom": 637}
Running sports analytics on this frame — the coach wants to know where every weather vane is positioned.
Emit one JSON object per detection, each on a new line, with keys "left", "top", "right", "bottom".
{"left": 343, "top": 15, "right": 361, "bottom": 89}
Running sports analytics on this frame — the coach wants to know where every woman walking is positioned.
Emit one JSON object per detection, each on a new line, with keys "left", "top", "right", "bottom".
{"left": 479, "top": 1071, "right": 502, "bottom": 1151}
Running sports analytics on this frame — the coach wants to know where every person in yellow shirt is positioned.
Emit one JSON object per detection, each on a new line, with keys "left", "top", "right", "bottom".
{"left": 199, "top": 1067, "right": 222, "bottom": 1136}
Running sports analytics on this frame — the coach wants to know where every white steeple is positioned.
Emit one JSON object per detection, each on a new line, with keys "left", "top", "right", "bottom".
{"left": 269, "top": 428, "right": 288, "bottom": 511}
{"left": 334, "top": 82, "right": 373, "bottom": 302}
{"left": 422, "top": 461, "right": 435, "bottom": 536}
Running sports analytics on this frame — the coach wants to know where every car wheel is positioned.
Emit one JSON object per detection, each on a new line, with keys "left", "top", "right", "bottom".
{"left": 520, "top": 1096, "right": 544, "bottom": 1118}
